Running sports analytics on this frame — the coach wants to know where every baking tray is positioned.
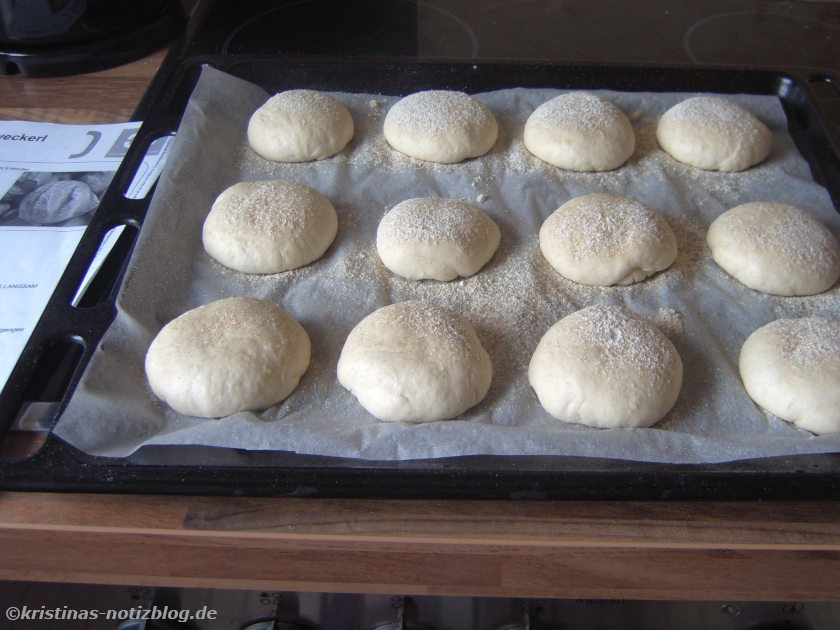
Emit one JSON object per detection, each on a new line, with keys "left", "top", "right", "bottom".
{"left": 2, "top": 50, "right": 840, "bottom": 499}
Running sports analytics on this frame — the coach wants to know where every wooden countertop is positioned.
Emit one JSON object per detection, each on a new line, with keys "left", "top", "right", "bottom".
{"left": 2, "top": 48, "right": 840, "bottom": 601}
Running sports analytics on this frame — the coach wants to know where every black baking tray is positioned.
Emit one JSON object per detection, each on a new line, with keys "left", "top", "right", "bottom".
{"left": 2, "top": 48, "right": 840, "bottom": 500}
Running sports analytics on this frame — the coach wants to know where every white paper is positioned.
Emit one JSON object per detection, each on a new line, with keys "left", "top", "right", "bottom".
{"left": 55, "top": 67, "right": 840, "bottom": 464}
{"left": 0, "top": 121, "right": 172, "bottom": 395}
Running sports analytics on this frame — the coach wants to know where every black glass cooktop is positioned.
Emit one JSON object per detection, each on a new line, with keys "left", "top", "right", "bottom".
{"left": 184, "top": 0, "right": 840, "bottom": 70}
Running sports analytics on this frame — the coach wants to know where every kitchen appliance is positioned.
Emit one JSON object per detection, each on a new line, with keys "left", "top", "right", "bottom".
{"left": 0, "top": 0, "right": 186, "bottom": 76}
{"left": 1, "top": 0, "right": 840, "bottom": 500}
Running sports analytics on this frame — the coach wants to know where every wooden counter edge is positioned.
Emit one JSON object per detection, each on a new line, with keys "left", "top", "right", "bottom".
{"left": 3, "top": 491, "right": 840, "bottom": 599}
{"left": 2, "top": 518, "right": 839, "bottom": 600}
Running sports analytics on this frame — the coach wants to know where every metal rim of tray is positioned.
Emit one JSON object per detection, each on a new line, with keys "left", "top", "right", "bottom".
{"left": 1, "top": 49, "right": 840, "bottom": 500}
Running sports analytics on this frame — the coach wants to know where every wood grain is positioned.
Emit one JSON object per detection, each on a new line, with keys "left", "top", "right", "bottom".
{"left": 0, "top": 49, "right": 168, "bottom": 123}
{"left": 2, "top": 493, "right": 840, "bottom": 598}
{"left": 0, "top": 521, "right": 838, "bottom": 599}
{"left": 5, "top": 493, "right": 840, "bottom": 547}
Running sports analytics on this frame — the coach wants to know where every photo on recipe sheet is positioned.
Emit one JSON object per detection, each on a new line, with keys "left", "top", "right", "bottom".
{"left": 0, "top": 170, "right": 114, "bottom": 227}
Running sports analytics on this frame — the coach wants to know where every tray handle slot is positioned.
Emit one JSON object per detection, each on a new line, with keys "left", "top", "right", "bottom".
{"left": 778, "top": 73, "right": 840, "bottom": 211}
{"left": 121, "top": 132, "right": 174, "bottom": 201}
{"left": 70, "top": 222, "right": 139, "bottom": 309}
{"left": 808, "top": 74, "right": 840, "bottom": 99}
{"left": 69, "top": 130, "right": 173, "bottom": 309}
{"left": 807, "top": 74, "right": 840, "bottom": 157}
{"left": 1, "top": 336, "right": 85, "bottom": 459}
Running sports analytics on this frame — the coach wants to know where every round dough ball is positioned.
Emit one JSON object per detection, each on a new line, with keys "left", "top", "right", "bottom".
{"left": 337, "top": 301, "right": 492, "bottom": 422}
{"left": 739, "top": 317, "right": 840, "bottom": 434}
{"left": 383, "top": 90, "right": 498, "bottom": 163}
{"left": 145, "top": 297, "right": 311, "bottom": 418}
{"left": 528, "top": 305, "right": 683, "bottom": 429}
{"left": 523, "top": 92, "right": 635, "bottom": 171}
{"left": 202, "top": 179, "right": 338, "bottom": 274}
{"left": 376, "top": 197, "right": 501, "bottom": 281}
{"left": 707, "top": 202, "right": 840, "bottom": 296}
{"left": 247, "top": 89, "right": 354, "bottom": 162}
{"left": 538, "top": 193, "right": 677, "bottom": 286}
{"left": 656, "top": 96, "right": 772, "bottom": 171}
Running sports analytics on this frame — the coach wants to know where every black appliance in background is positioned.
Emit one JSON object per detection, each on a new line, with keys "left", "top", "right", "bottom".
{"left": 0, "top": 0, "right": 186, "bottom": 76}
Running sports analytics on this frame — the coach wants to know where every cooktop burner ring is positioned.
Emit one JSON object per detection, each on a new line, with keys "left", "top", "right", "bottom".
{"left": 414, "top": 0, "right": 479, "bottom": 57}
{"left": 221, "top": 0, "right": 313, "bottom": 55}
{"left": 221, "top": 0, "right": 479, "bottom": 59}
{"left": 684, "top": 10, "right": 840, "bottom": 67}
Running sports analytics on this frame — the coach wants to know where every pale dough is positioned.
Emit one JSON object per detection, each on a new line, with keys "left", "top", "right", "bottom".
{"left": 202, "top": 179, "right": 338, "bottom": 274}
{"left": 538, "top": 193, "right": 677, "bottom": 286}
{"left": 528, "top": 305, "right": 683, "bottom": 429}
{"left": 739, "top": 317, "right": 840, "bottom": 434}
{"left": 524, "top": 92, "right": 635, "bottom": 171}
{"left": 656, "top": 96, "right": 772, "bottom": 171}
{"left": 145, "top": 297, "right": 311, "bottom": 418}
{"left": 337, "top": 301, "right": 492, "bottom": 422}
{"left": 376, "top": 197, "right": 501, "bottom": 281}
{"left": 247, "top": 89, "right": 354, "bottom": 162}
{"left": 383, "top": 90, "right": 498, "bottom": 163}
{"left": 707, "top": 202, "right": 840, "bottom": 296}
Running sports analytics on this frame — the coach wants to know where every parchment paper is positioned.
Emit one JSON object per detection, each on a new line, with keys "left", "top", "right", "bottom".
{"left": 54, "top": 65, "right": 840, "bottom": 463}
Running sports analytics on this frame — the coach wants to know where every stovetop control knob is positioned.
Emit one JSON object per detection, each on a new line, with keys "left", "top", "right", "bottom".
{"left": 241, "top": 620, "right": 318, "bottom": 630}
{"left": 722, "top": 602, "right": 813, "bottom": 630}
{"left": 493, "top": 599, "right": 557, "bottom": 630}
{"left": 369, "top": 597, "right": 438, "bottom": 630}
{"left": 117, "top": 620, "right": 200, "bottom": 630}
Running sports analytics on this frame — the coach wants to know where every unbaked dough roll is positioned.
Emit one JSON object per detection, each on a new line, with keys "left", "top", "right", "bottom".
{"left": 145, "top": 297, "right": 311, "bottom": 418}
{"left": 656, "top": 96, "right": 772, "bottom": 171}
{"left": 528, "top": 305, "right": 683, "bottom": 429}
{"left": 337, "top": 301, "right": 492, "bottom": 422}
{"left": 376, "top": 197, "right": 500, "bottom": 281}
{"left": 707, "top": 202, "right": 840, "bottom": 296}
{"left": 383, "top": 90, "right": 498, "bottom": 163}
{"left": 538, "top": 193, "right": 677, "bottom": 286}
{"left": 247, "top": 89, "right": 354, "bottom": 162}
{"left": 524, "top": 92, "right": 635, "bottom": 171}
{"left": 739, "top": 317, "right": 840, "bottom": 434}
{"left": 202, "top": 179, "right": 338, "bottom": 274}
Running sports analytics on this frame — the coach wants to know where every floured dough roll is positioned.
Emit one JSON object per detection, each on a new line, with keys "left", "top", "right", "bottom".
{"left": 524, "top": 92, "right": 635, "bottom": 171}
{"left": 145, "top": 297, "right": 311, "bottom": 418}
{"left": 247, "top": 89, "right": 354, "bottom": 162}
{"left": 202, "top": 179, "right": 338, "bottom": 274}
{"left": 376, "top": 197, "right": 501, "bottom": 281}
{"left": 538, "top": 193, "right": 677, "bottom": 286}
{"left": 739, "top": 317, "right": 840, "bottom": 434}
{"left": 383, "top": 90, "right": 498, "bottom": 163}
{"left": 528, "top": 305, "right": 683, "bottom": 429}
{"left": 656, "top": 96, "right": 772, "bottom": 171}
{"left": 337, "top": 301, "right": 492, "bottom": 422}
{"left": 707, "top": 202, "right": 840, "bottom": 296}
